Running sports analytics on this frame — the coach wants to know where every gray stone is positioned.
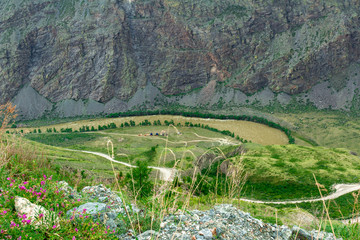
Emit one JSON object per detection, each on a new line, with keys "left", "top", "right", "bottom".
{"left": 137, "top": 230, "right": 159, "bottom": 240}
{"left": 292, "top": 225, "right": 312, "bottom": 239}
{"left": 57, "top": 181, "right": 81, "bottom": 199}
{"left": 198, "top": 228, "right": 214, "bottom": 239}
{"left": 67, "top": 202, "right": 106, "bottom": 218}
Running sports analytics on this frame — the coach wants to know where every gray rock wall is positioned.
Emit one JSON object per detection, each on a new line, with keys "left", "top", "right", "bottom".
{"left": 1, "top": 0, "right": 360, "bottom": 112}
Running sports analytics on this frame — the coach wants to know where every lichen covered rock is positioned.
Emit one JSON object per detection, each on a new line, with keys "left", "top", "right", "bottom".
{"left": 14, "top": 196, "right": 58, "bottom": 228}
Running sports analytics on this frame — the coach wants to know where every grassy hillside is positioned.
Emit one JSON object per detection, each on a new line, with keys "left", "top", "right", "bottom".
{"left": 274, "top": 111, "right": 360, "bottom": 153}
{"left": 239, "top": 144, "right": 360, "bottom": 200}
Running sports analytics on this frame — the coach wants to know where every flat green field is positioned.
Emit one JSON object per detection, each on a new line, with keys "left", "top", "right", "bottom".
{"left": 25, "top": 126, "right": 236, "bottom": 168}
{"left": 19, "top": 115, "right": 289, "bottom": 145}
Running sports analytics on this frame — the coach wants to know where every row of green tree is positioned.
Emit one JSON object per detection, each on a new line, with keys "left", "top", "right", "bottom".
{"left": 107, "top": 110, "right": 294, "bottom": 144}
{"left": 184, "top": 121, "right": 251, "bottom": 143}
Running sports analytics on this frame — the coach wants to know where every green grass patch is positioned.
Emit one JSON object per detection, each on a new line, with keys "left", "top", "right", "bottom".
{"left": 235, "top": 144, "right": 360, "bottom": 200}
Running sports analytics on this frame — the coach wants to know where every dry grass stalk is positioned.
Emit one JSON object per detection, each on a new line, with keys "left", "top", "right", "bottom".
{"left": 313, "top": 174, "right": 336, "bottom": 239}
{"left": 106, "top": 139, "right": 135, "bottom": 232}
{"left": 0, "top": 102, "right": 18, "bottom": 167}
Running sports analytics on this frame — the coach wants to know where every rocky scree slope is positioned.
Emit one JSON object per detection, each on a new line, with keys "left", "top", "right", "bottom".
{"left": 15, "top": 182, "right": 340, "bottom": 240}
{"left": 1, "top": 0, "right": 360, "bottom": 118}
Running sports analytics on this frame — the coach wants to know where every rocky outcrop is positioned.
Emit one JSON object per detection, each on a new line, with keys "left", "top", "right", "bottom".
{"left": 17, "top": 181, "right": 338, "bottom": 239}
{"left": 1, "top": 0, "right": 360, "bottom": 119}
{"left": 123, "top": 204, "right": 340, "bottom": 240}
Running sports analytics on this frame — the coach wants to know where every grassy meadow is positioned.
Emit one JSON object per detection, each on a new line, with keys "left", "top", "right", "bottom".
{"left": 23, "top": 125, "right": 238, "bottom": 174}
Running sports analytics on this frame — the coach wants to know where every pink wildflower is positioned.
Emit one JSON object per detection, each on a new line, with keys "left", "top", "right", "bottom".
{"left": 52, "top": 225, "right": 56, "bottom": 229}
{"left": 75, "top": 228, "right": 78, "bottom": 232}
{"left": 41, "top": 181, "right": 45, "bottom": 185}
{"left": 72, "top": 237, "right": 76, "bottom": 240}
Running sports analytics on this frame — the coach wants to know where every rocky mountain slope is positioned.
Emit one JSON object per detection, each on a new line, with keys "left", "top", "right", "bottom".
{"left": 1, "top": 0, "right": 360, "bottom": 119}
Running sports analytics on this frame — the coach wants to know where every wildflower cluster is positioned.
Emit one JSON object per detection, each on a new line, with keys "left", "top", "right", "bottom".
{"left": 0, "top": 174, "right": 117, "bottom": 239}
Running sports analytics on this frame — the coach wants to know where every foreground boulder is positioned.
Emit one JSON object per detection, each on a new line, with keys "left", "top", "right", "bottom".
{"left": 65, "top": 184, "right": 139, "bottom": 231}
{"left": 15, "top": 196, "right": 58, "bottom": 228}
{"left": 66, "top": 202, "right": 107, "bottom": 218}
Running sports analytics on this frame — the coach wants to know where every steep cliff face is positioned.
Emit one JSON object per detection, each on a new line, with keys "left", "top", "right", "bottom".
{"left": 0, "top": 0, "right": 360, "bottom": 118}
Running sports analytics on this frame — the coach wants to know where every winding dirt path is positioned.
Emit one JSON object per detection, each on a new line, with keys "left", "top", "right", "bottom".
{"left": 64, "top": 149, "right": 176, "bottom": 182}
{"left": 97, "top": 131, "right": 236, "bottom": 146}
{"left": 68, "top": 148, "right": 360, "bottom": 203}
{"left": 238, "top": 183, "right": 360, "bottom": 204}
{"left": 192, "top": 133, "right": 236, "bottom": 146}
